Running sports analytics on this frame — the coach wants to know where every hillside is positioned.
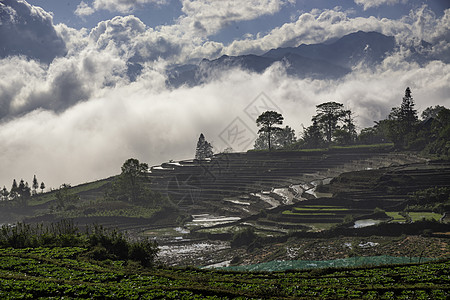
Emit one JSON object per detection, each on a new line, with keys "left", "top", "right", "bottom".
{"left": 3, "top": 145, "right": 422, "bottom": 228}
{"left": 0, "top": 146, "right": 449, "bottom": 270}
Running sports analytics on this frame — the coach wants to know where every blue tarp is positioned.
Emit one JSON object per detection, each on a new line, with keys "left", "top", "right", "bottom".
{"left": 220, "top": 255, "right": 434, "bottom": 272}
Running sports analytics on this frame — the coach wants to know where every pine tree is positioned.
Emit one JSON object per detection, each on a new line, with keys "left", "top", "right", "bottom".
{"left": 195, "top": 133, "right": 213, "bottom": 160}
{"left": 17, "top": 179, "right": 31, "bottom": 206}
{"left": 1, "top": 186, "right": 9, "bottom": 201}
{"left": 301, "top": 120, "right": 325, "bottom": 149}
{"left": 10, "top": 179, "right": 18, "bottom": 200}
{"left": 400, "top": 87, "right": 418, "bottom": 128}
{"left": 386, "top": 87, "right": 420, "bottom": 149}
{"left": 32, "top": 175, "right": 39, "bottom": 195}
{"left": 40, "top": 182, "right": 46, "bottom": 194}
{"left": 256, "top": 111, "right": 284, "bottom": 151}
{"left": 18, "top": 179, "right": 25, "bottom": 195}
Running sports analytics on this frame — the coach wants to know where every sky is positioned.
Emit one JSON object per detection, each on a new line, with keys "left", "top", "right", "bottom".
{"left": 0, "top": 0, "right": 449, "bottom": 190}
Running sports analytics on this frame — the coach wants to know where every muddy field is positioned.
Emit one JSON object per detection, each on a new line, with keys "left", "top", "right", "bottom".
{"left": 156, "top": 235, "right": 450, "bottom": 267}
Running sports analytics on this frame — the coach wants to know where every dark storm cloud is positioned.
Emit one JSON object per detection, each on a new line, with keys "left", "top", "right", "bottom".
{"left": 0, "top": 0, "right": 67, "bottom": 64}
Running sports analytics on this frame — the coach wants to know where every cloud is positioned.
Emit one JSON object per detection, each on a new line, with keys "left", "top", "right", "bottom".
{"left": 178, "top": 0, "right": 288, "bottom": 36}
{"left": 74, "top": 1, "right": 94, "bottom": 17}
{"left": 75, "top": 0, "right": 167, "bottom": 16}
{"left": 0, "top": 1, "right": 449, "bottom": 189}
{"left": 0, "top": 0, "right": 66, "bottom": 63}
{"left": 354, "top": 0, "right": 408, "bottom": 11}
{"left": 0, "top": 13, "right": 183, "bottom": 120}
{"left": 1, "top": 2, "right": 448, "bottom": 122}
{"left": 150, "top": 0, "right": 291, "bottom": 61}
{"left": 89, "top": 15, "right": 181, "bottom": 62}
{"left": 0, "top": 55, "right": 449, "bottom": 189}
{"left": 222, "top": 5, "right": 450, "bottom": 57}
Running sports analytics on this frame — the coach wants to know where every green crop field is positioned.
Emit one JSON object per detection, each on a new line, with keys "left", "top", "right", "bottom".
{"left": 0, "top": 247, "right": 448, "bottom": 299}
{"left": 386, "top": 212, "right": 406, "bottom": 223}
{"left": 282, "top": 210, "right": 336, "bottom": 216}
{"left": 408, "top": 212, "right": 443, "bottom": 222}
{"left": 293, "top": 206, "right": 350, "bottom": 211}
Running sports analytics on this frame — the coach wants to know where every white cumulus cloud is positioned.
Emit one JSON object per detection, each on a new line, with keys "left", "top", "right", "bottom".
{"left": 223, "top": 5, "right": 450, "bottom": 56}
{"left": 75, "top": 0, "right": 167, "bottom": 16}
{"left": 178, "top": 0, "right": 289, "bottom": 36}
{"left": 354, "top": 0, "right": 408, "bottom": 11}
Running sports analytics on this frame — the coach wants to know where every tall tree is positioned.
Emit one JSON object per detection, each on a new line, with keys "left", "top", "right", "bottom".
{"left": 278, "top": 126, "right": 297, "bottom": 148}
{"left": 11, "top": 179, "right": 17, "bottom": 193}
{"left": 1, "top": 186, "right": 9, "bottom": 201}
{"left": 195, "top": 133, "right": 214, "bottom": 160}
{"left": 40, "top": 182, "right": 46, "bottom": 194}
{"left": 32, "top": 175, "right": 39, "bottom": 195}
{"left": 301, "top": 120, "right": 325, "bottom": 149}
{"left": 400, "top": 87, "right": 418, "bottom": 128}
{"left": 386, "top": 87, "right": 420, "bottom": 148}
{"left": 334, "top": 110, "right": 357, "bottom": 145}
{"left": 120, "top": 158, "right": 149, "bottom": 203}
{"left": 17, "top": 179, "right": 31, "bottom": 207}
{"left": 256, "top": 111, "right": 284, "bottom": 151}
{"left": 312, "top": 102, "right": 348, "bottom": 144}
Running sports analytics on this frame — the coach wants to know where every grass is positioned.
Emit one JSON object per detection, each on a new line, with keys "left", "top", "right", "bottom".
{"left": 28, "top": 178, "right": 112, "bottom": 206}
{"left": 282, "top": 210, "right": 336, "bottom": 216}
{"left": 386, "top": 211, "right": 406, "bottom": 223}
{"left": 306, "top": 223, "right": 339, "bottom": 231}
{"left": 293, "top": 207, "right": 349, "bottom": 211}
{"left": 407, "top": 212, "right": 443, "bottom": 222}
{"left": 329, "top": 143, "right": 394, "bottom": 149}
{"left": 314, "top": 191, "right": 334, "bottom": 198}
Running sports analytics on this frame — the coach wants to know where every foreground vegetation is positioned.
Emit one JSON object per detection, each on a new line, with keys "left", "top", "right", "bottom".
{"left": 0, "top": 221, "right": 158, "bottom": 267}
{"left": 0, "top": 245, "right": 448, "bottom": 299}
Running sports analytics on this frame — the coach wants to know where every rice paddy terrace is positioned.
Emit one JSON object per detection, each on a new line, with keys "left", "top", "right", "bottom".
{"left": 12, "top": 147, "right": 450, "bottom": 270}
{"left": 147, "top": 147, "right": 425, "bottom": 218}
{"left": 141, "top": 149, "right": 450, "bottom": 268}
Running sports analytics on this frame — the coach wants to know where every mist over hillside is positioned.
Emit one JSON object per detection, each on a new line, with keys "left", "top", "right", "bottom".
{"left": 0, "top": 0, "right": 449, "bottom": 188}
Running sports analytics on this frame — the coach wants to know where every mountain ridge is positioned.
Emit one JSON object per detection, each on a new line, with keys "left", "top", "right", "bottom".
{"left": 166, "top": 31, "right": 397, "bottom": 87}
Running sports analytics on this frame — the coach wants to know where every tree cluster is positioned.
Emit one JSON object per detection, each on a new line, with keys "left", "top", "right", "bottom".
{"left": 1, "top": 175, "right": 46, "bottom": 205}
{"left": 254, "top": 102, "right": 356, "bottom": 151}
{"left": 252, "top": 87, "right": 448, "bottom": 157}
{"left": 300, "top": 102, "right": 356, "bottom": 148}
{"left": 254, "top": 125, "right": 296, "bottom": 150}
{"left": 358, "top": 88, "right": 449, "bottom": 156}
{"left": 254, "top": 111, "right": 299, "bottom": 151}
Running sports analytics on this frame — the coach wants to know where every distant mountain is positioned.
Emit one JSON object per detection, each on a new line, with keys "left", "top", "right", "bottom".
{"left": 264, "top": 31, "right": 396, "bottom": 68}
{"left": 166, "top": 31, "right": 397, "bottom": 87}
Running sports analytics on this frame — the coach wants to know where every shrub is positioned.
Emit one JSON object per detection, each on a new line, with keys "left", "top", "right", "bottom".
{"left": 0, "top": 221, "right": 159, "bottom": 267}
{"left": 129, "top": 239, "right": 159, "bottom": 267}
{"left": 231, "top": 227, "right": 257, "bottom": 248}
